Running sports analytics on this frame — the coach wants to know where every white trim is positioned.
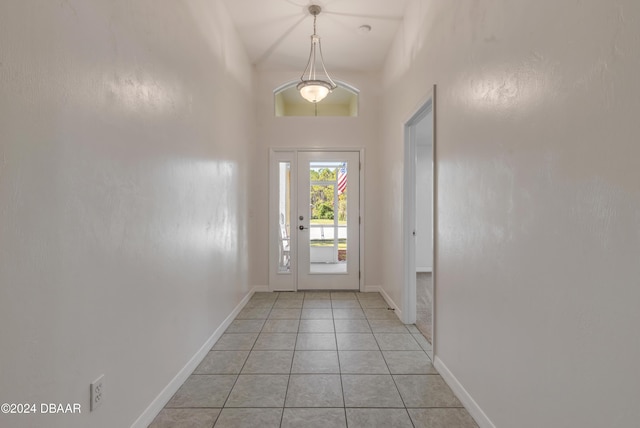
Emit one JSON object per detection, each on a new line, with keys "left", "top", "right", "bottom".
{"left": 402, "top": 85, "right": 436, "bottom": 335}
{"left": 252, "top": 285, "right": 269, "bottom": 293}
{"left": 416, "top": 267, "right": 432, "bottom": 273}
{"left": 403, "top": 95, "right": 433, "bottom": 325}
{"left": 434, "top": 356, "right": 496, "bottom": 428}
{"left": 358, "top": 148, "right": 365, "bottom": 292}
{"left": 130, "top": 287, "right": 259, "bottom": 428}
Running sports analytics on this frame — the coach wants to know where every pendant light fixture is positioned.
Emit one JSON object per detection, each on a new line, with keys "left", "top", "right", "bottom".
{"left": 297, "top": 5, "right": 337, "bottom": 103}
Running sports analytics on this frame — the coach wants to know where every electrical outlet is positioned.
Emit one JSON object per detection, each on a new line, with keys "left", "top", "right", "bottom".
{"left": 90, "top": 375, "right": 104, "bottom": 411}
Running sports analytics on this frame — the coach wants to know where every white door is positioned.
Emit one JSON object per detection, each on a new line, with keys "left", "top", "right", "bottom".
{"left": 296, "top": 151, "right": 360, "bottom": 290}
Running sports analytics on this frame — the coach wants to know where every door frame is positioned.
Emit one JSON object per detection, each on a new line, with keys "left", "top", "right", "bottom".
{"left": 403, "top": 85, "right": 436, "bottom": 352}
{"left": 269, "top": 147, "right": 365, "bottom": 292}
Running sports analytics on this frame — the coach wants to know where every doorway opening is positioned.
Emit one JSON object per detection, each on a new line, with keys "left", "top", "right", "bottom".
{"left": 269, "top": 149, "right": 363, "bottom": 291}
{"left": 403, "top": 88, "right": 435, "bottom": 359}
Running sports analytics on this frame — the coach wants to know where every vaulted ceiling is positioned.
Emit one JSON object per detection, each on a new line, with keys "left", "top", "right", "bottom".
{"left": 221, "top": 0, "right": 408, "bottom": 72}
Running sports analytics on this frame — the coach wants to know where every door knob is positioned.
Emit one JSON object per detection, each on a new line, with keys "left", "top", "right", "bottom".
{"left": 299, "top": 225, "right": 308, "bottom": 230}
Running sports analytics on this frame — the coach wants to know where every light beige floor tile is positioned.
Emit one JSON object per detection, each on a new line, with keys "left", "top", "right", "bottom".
{"left": 336, "top": 333, "right": 379, "bottom": 350}
{"left": 281, "top": 408, "right": 347, "bottom": 428}
{"left": 406, "top": 324, "right": 421, "bottom": 334}
{"left": 368, "top": 319, "right": 410, "bottom": 333}
{"left": 355, "top": 292, "right": 383, "bottom": 300}
{"left": 212, "top": 333, "right": 258, "bottom": 351}
{"left": 331, "top": 292, "right": 358, "bottom": 300}
{"left": 285, "top": 374, "right": 344, "bottom": 407}
{"left": 225, "top": 375, "right": 289, "bottom": 407}
{"left": 253, "top": 333, "right": 297, "bottom": 350}
{"left": 334, "top": 319, "right": 372, "bottom": 333}
{"left": 251, "top": 292, "right": 278, "bottom": 301}
{"left": 276, "top": 292, "right": 305, "bottom": 301}
{"left": 296, "top": 333, "right": 337, "bottom": 350}
{"left": 236, "top": 307, "right": 271, "bottom": 319}
{"left": 412, "top": 333, "right": 433, "bottom": 352}
{"left": 374, "top": 333, "right": 421, "bottom": 351}
{"left": 303, "top": 292, "right": 331, "bottom": 300}
{"left": 339, "top": 350, "right": 389, "bottom": 374}
{"left": 268, "top": 308, "right": 302, "bottom": 319}
{"left": 149, "top": 408, "right": 220, "bottom": 428}
{"left": 303, "top": 300, "right": 332, "bottom": 309}
{"left": 225, "top": 319, "right": 265, "bottom": 333}
{"left": 241, "top": 350, "right": 294, "bottom": 374}
{"left": 214, "top": 408, "right": 282, "bottom": 428}
{"left": 333, "top": 308, "right": 366, "bottom": 319}
{"left": 382, "top": 351, "right": 437, "bottom": 374}
{"left": 407, "top": 408, "right": 479, "bottom": 428}
{"left": 274, "top": 299, "right": 304, "bottom": 309}
{"left": 292, "top": 351, "right": 340, "bottom": 374}
{"left": 244, "top": 298, "right": 276, "bottom": 309}
{"left": 341, "top": 375, "right": 403, "bottom": 407}
{"left": 346, "top": 408, "right": 413, "bottom": 428}
{"left": 394, "top": 375, "right": 462, "bottom": 408}
{"left": 166, "top": 375, "right": 236, "bottom": 408}
{"left": 301, "top": 308, "right": 334, "bottom": 319}
{"left": 331, "top": 300, "right": 362, "bottom": 309}
{"left": 261, "top": 319, "right": 299, "bottom": 333}
{"left": 364, "top": 308, "right": 398, "bottom": 320}
{"left": 194, "top": 351, "right": 249, "bottom": 374}
{"left": 299, "top": 319, "right": 335, "bottom": 333}
{"left": 358, "top": 298, "right": 388, "bottom": 309}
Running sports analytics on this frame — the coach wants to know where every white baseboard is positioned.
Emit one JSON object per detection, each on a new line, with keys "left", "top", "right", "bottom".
{"left": 434, "top": 356, "right": 496, "bottom": 428}
{"left": 131, "top": 287, "right": 259, "bottom": 428}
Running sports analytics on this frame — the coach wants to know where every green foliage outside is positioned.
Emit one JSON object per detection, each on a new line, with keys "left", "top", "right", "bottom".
{"left": 310, "top": 167, "right": 347, "bottom": 221}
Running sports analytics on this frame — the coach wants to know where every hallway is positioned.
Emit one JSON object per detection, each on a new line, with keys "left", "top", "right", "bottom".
{"left": 149, "top": 291, "right": 477, "bottom": 428}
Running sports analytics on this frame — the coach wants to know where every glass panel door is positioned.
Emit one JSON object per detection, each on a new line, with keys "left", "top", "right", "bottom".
{"left": 297, "top": 151, "right": 359, "bottom": 290}
{"left": 278, "top": 161, "right": 291, "bottom": 273}
{"left": 269, "top": 151, "right": 296, "bottom": 291}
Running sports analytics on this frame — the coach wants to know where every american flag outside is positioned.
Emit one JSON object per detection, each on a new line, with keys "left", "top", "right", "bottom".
{"left": 337, "top": 163, "right": 347, "bottom": 195}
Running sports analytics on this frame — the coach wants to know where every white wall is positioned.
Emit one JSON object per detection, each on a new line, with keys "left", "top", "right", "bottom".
{"left": 250, "top": 71, "right": 383, "bottom": 291}
{"left": 381, "top": 1, "right": 640, "bottom": 427}
{"left": 0, "top": 1, "right": 254, "bottom": 427}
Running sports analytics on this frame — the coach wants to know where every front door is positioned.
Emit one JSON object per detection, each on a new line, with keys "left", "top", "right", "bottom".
{"left": 296, "top": 151, "right": 360, "bottom": 290}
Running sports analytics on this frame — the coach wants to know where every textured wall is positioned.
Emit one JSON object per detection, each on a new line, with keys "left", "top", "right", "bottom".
{"left": 0, "top": 1, "right": 254, "bottom": 427}
{"left": 381, "top": 1, "right": 640, "bottom": 427}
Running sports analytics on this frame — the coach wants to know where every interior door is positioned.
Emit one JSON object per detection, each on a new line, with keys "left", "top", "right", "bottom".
{"left": 297, "top": 151, "right": 360, "bottom": 290}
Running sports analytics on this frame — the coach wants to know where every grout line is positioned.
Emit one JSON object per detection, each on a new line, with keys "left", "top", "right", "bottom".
{"left": 278, "top": 291, "right": 304, "bottom": 427}
{"left": 218, "top": 293, "right": 278, "bottom": 411}
{"left": 333, "top": 294, "right": 348, "bottom": 426}
{"left": 157, "top": 291, "right": 460, "bottom": 427}
{"left": 367, "top": 310, "right": 417, "bottom": 427}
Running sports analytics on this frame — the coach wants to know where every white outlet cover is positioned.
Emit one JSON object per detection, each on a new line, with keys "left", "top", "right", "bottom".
{"left": 90, "top": 375, "right": 104, "bottom": 411}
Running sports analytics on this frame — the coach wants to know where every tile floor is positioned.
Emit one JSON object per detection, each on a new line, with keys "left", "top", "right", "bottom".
{"left": 149, "top": 291, "right": 478, "bottom": 428}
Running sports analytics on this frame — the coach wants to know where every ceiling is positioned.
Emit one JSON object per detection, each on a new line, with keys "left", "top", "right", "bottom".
{"left": 222, "top": 0, "right": 408, "bottom": 72}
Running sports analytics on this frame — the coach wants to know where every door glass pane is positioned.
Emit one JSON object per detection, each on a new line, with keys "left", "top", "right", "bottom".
{"left": 278, "top": 162, "right": 291, "bottom": 273}
{"left": 309, "top": 162, "right": 348, "bottom": 274}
